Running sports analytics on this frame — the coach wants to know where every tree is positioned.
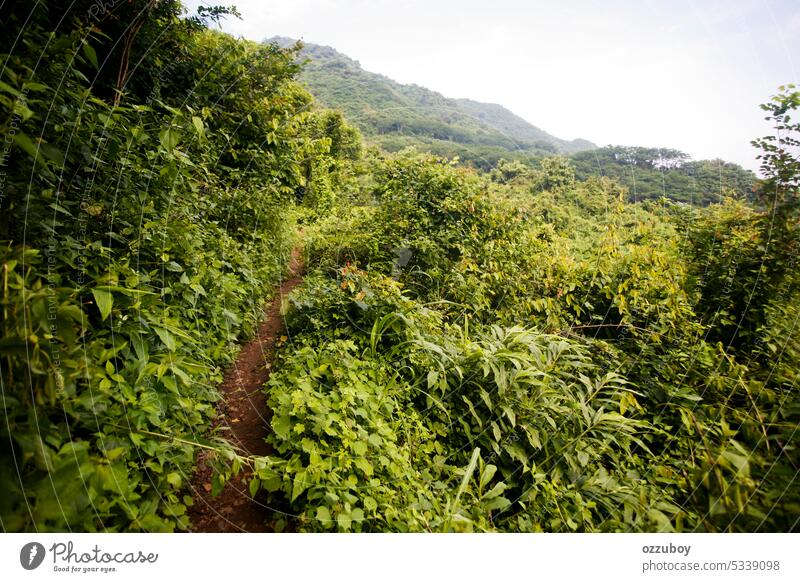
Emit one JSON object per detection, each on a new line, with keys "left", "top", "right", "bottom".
{"left": 752, "top": 84, "right": 800, "bottom": 204}
{"left": 750, "top": 84, "right": 800, "bottom": 285}
{"left": 535, "top": 156, "right": 576, "bottom": 192}
{"left": 691, "top": 85, "right": 800, "bottom": 353}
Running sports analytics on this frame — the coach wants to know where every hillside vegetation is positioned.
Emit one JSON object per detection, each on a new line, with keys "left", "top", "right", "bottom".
{"left": 1, "top": 1, "right": 798, "bottom": 533}
{"left": 269, "top": 37, "right": 595, "bottom": 167}
{"left": 278, "top": 37, "right": 756, "bottom": 204}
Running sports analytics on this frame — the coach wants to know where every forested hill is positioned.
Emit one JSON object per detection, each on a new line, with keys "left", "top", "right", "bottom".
{"left": 268, "top": 37, "right": 756, "bottom": 205}
{"left": 267, "top": 36, "right": 595, "bottom": 166}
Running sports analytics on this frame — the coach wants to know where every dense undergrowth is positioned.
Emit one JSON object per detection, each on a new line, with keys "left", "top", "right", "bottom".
{"left": 1, "top": 1, "right": 798, "bottom": 534}
{"left": 0, "top": 1, "right": 356, "bottom": 531}
{"left": 259, "top": 149, "right": 799, "bottom": 531}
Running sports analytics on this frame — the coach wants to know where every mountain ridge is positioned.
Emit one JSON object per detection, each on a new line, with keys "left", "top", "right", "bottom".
{"left": 267, "top": 36, "right": 596, "bottom": 164}
{"left": 266, "top": 36, "right": 756, "bottom": 204}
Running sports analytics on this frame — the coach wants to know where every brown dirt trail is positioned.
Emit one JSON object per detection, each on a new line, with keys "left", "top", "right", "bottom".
{"left": 188, "top": 247, "right": 303, "bottom": 532}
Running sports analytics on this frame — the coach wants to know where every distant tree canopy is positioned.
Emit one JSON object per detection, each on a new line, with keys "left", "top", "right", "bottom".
{"left": 570, "top": 146, "right": 757, "bottom": 205}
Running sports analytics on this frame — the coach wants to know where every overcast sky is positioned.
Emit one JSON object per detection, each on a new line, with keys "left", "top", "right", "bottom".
{"left": 185, "top": 0, "right": 799, "bottom": 171}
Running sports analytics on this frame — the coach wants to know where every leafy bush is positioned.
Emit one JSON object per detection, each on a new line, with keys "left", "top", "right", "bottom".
{"left": 0, "top": 2, "right": 345, "bottom": 531}
{"left": 2, "top": 2, "right": 796, "bottom": 535}
{"left": 262, "top": 144, "right": 799, "bottom": 532}
{"left": 258, "top": 267, "right": 686, "bottom": 531}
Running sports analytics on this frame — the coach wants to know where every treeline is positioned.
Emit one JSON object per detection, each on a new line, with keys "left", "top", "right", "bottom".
{"left": 487, "top": 147, "right": 756, "bottom": 205}
{"left": 278, "top": 37, "right": 756, "bottom": 203}
{"left": 0, "top": 0, "right": 358, "bottom": 531}
{"left": 570, "top": 146, "right": 757, "bottom": 205}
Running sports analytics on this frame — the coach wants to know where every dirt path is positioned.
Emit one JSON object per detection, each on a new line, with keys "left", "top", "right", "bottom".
{"left": 188, "top": 246, "right": 303, "bottom": 532}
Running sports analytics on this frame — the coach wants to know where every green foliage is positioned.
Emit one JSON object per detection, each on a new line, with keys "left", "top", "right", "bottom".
{"left": 272, "top": 142, "right": 798, "bottom": 532}
{"left": 269, "top": 36, "right": 752, "bottom": 204}
{"left": 260, "top": 338, "right": 443, "bottom": 532}
{"left": 686, "top": 199, "right": 768, "bottom": 347}
{"left": 0, "top": 1, "right": 351, "bottom": 531}
{"left": 571, "top": 146, "right": 756, "bottom": 205}
{"left": 298, "top": 110, "right": 364, "bottom": 214}
{"left": 259, "top": 265, "right": 676, "bottom": 531}
{"left": 752, "top": 84, "right": 800, "bottom": 202}
{"left": 2, "top": 3, "right": 797, "bottom": 535}
{"left": 489, "top": 159, "right": 535, "bottom": 184}
{"left": 749, "top": 85, "right": 800, "bottom": 307}
{"left": 258, "top": 264, "right": 687, "bottom": 531}
{"left": 535, "top": 156, "right": 577, "bottom": 192}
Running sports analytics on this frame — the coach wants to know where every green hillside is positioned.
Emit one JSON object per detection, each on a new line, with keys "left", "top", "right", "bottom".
{"left": 269, "top": 37, "right": 756, "bottom": 204}
{"left": 268, "top": 37, "right": 595, "bottom": 167}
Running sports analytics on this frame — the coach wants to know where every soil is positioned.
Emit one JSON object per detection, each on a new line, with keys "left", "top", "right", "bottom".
{"left": 188, "top": 246, "right": 304, "bottom": 532}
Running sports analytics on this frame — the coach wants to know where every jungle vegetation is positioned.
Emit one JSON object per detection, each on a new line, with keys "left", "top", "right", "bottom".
{"left": 0, "top": 1, "right": 797, "bottom": 533}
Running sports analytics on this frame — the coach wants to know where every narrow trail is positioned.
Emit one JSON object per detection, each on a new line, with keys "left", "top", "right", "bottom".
{"left": 188, "top": 246, "right": 304, "bottom": 532}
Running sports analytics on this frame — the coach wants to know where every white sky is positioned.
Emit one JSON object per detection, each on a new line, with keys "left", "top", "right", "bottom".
{"left": 185, "top": 0, "right": 800, "bottom": 171}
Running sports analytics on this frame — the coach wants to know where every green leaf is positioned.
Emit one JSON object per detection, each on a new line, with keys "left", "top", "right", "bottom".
{"left": 316, "top": 506, "right": 331, "bottom": 524}
{"left": 354, "top": 457, "right": 373, "bottom": 476}
{"left": 82, "top": 43, "right": 99, "bottom": 69}
{"left": 483, "top": 482, "right": 508, "bottom": 500}
{"left": 192, "top": 116, "right": 205, "bottom": 139}
{"left": 21, "top": 82, "right": 48, "bottom": 92}
{"left": 483, "top": 496, "right": 511, "bottom": 511}
{"left": 161, "top": 375, "right": 178, "bottom": 394}
{"left": 0, "top": 80, "right": 21, "bottom": 96}
{"left": 336, "top": 511, "right": 352, "bottom": 531}
{"left": 153, "top": 327, "right": 176, "bottom": 351}
{"left": 502, "top": 406, "right": 516, "bottom": 427}
{"left": 159, "top": 127, "right": 180, "bottom": 152}
{"left": 130, "top": 333, "right": 148, "bottom": 360}
{"left": 211, "top": 473, "right": 225, "bottom": 497}
{"left": 12, "top": 132, "right": 43, "bottom": 163}
{"left": 91, "top": 288, "right": 113, "bottom": 321}
{"left": 291, "top": 469, "right": 309, "bottom": 502}
{"left": 454, "top": 447, "right": 480, "bottom": 508}
{"left": 480, "top": 464, "right": 497, "bottom": 490}
{"left": 272, "top": 415, "right": 291, "bottom": 440}
{"left": 39, "top": 143, "right": 65, "bottom": 165}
